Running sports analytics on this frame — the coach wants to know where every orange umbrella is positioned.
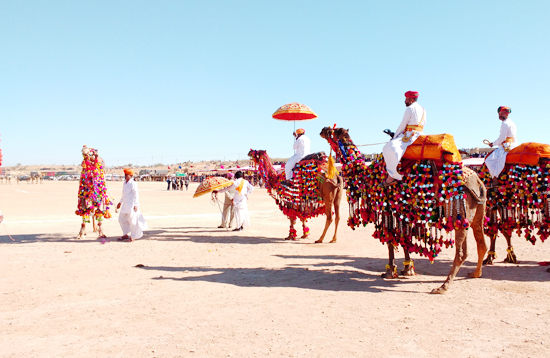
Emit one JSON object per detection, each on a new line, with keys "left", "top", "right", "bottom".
{"left": 193, "top": 177, "right": 234, "bottom": 198}
{"left": 272, "top": 102, "right": 318, "bottom": 121}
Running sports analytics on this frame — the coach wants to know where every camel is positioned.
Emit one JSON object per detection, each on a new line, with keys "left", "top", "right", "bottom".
{"left": 248, "top": 150, "right": 343, "bottom": 242}
{"left": 320, "top": 127, "right": 488, "bottom": 294}
{"left": 76, "top": 145, "right": 112, "bottom": 240}
{"left": 479, "top": 150, "right": 550, "bottom": 265}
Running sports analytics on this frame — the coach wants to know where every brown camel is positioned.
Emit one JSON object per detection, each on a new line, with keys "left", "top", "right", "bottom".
{"left": 248, "top": 149, "right": 343, "bottom": 243}
{"left": 320, "top": 127, "right": 488, "bottom": 294}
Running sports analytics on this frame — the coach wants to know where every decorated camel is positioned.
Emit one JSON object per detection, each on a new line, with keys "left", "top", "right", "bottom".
{"left": 75, "top": 145, "right": 112, "bottom": 239}
{"left": 477, "top": 142, "right": 550, "bottom": 265}
{"left": 320, "top": 127, "right": 488, "bottom": 294}
{"left": 248, "top": 150, "right": 343, "bottom": 242}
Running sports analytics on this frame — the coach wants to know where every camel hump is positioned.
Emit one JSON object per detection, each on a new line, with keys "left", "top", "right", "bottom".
{"left": 505, "top": 142, "right": 550, "bottom": 165}
{"left": 402, "top": 134, "right": 462, "bottom": 163}
{"left": 299, "top": 152, "right": 327, "bottom": 164}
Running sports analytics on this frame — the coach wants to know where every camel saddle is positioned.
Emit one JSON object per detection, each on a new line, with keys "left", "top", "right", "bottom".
{"left": 402, "top": 134, "right": 462, "bottom": 164}
{"left": 299, "top": 151, "right": 327, "bottom": 165}
{"left": 504, "top": 142, "right": 550, "bottom": 165}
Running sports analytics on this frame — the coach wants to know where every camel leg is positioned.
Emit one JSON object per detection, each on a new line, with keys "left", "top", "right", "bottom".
{"left": 92, "top": 216, "right": 98, "bottom": 233}
{"left": 285, "top": 218, "right": 297, "bottom": 241}
{"left": 503, "top": 232, "right": 517, "bottom": 263}
{"left": 432, "top": 199, "right": 487, "bottom": 294}
{"left": 400, "top": 250, "right": 416, "bottom": 276}
{"left": 97, "top": 220, "right": 106, "bottom": 239}
{"left": 381, "top": 244, "right": 398, "bottom": 279}
{"left": 77, "top": 223, "right": 86, "bottom": 240}
{"left": 431, "top": 230, "right": 468, "bottom": 294}
{"left": 300, "top": 219, "right": 309, "bottom": 239}
{"left": 315, "top": 207, "right": 333, "bottom": 243}
{"left": 483, "top": 235, "right": 497, "bottom": 265}
{"left": 467, "top": 203, "right": 487, "bottom": 278}
{"left": 329, "top": 188, "right": 341, "bottom": 243}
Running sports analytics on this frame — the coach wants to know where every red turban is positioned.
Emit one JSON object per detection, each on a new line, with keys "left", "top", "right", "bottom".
{"left": 498, "top": 106, "right": 511, "bottom": 114}
{"left": 295, "top": 128, "right": 305, "bottom": 135}
{"left": 123, "top": 168, "right": 134, "bottom": 176}
{"left": 405, "top": 91, "right": 419, "bottom": 98}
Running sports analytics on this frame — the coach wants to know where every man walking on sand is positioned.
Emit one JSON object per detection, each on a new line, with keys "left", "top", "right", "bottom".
{"left": 218, "top": 172, "right": 236, "bottom": 229}
{"left": 116, "top": 168, "right": 148, "bottom": 242}
{"left": 214, "top": 171, "right": 254, "bottom": 231}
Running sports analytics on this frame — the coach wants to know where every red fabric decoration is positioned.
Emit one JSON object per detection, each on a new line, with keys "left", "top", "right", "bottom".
{"left": 405, "top": 91, "right": 419, "bottom": 98}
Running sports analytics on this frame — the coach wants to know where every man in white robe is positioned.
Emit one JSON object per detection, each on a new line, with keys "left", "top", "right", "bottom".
{"left": 116, "top": 169, "right": 148, "bottom": 241}
{"left": 285, "top": 128, "right": 311, "bottom": 180}
{"left": 485, "top": 106, "right": 517, "bottom": 187}
{"left": 382, "top": 91, "right": 426, "bottom": 186}
{"left": 218, "top": 172, "right": 236, "bottom": 228}
{"left": 215, "top": 171, "right": 254, "bottom": 232}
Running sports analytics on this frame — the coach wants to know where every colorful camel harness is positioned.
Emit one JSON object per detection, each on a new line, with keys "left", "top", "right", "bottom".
{"left": 325, "top": 130, "right": 479, "bottom": 262}
{"left": 480, "top": 142, "right": 550, "bottom": 244}
{"left": 249, "top": 150, "right": 331, "bottom": 224}
{"left": 75, "top": 147, "right": 112, "bottom": 223}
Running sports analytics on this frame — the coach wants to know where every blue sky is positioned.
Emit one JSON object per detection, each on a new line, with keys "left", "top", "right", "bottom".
{"left": 1, "top": 0, "right": 549, "bottom": 166}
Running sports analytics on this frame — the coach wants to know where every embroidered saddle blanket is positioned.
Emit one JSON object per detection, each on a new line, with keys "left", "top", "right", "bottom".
{"left": 505, "top": 142, "right": 550, "bottom": 165}
{"left": 403, "top": 134, "right": 462, "bottom": 164}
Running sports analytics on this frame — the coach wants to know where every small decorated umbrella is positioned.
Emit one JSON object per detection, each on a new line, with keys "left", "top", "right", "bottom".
{"left": 193, "top": 176, "right": 234, "bottom": 198}
{"left": 272, "top": 102, "right": 317, "bottom": 132}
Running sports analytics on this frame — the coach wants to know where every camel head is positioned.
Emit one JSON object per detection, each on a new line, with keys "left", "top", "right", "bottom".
{"left": 81, "top": 145, "right": 90, "bottom": 157}
{"left": 333, "top": 128, "right": 353, "bottom": 145}
{"left": 320, "top": 126, "right": 334, "bottom": 140}
{"left": 248, "top": 149, "right": 266, "bottom": 164}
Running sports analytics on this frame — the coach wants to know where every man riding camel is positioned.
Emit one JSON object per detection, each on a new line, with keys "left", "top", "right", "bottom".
{"left": 485, "top": 106, "right": 517, "bottom": 187}
{"left": 382, "top": 91, "right": 426, "bottom": 186}
{"left": 285, "top": 128, "right": 311, "bottom": 181}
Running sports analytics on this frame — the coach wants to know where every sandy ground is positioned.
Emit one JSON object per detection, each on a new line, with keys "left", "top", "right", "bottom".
{"left": 1, "top": 180, "right": 549, "bottom": 358}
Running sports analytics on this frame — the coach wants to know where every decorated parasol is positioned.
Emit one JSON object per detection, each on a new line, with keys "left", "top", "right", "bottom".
{"left": 193, "top": 177, "right": 234, "bottom": 198}
{"left": 272, "top": 102, "right": 317, "bottom": 132}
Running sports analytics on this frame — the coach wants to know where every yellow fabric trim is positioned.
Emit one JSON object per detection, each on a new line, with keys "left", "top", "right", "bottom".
{"left": 402, "top": 110, "right": 426, "bottom": 143}
{"left": 327, "top": 152, "right": 337, "bottom": 179}
{"left": 235, "top": 179, "right": 245, "bottom": 194}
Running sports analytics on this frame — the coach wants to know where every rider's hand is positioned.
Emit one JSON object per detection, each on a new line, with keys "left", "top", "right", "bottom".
{"left": 489, "top": 142, "right": 494, "bottom": 148}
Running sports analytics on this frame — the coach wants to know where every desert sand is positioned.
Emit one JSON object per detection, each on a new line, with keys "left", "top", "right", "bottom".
{"left": 1, "top": 180, "right": 549, "bottom": 358}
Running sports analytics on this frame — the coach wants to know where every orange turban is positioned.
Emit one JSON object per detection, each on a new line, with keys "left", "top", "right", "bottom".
{"left": 498, "top": 106, "right": 511, "bottom": 114}
{"left": 405, "top": 91, "right": 419, "bottom": 98}
{"left": 123, "top": 168, "right": 134, "bottom": 176}
{"left": 295, "top": 128, "right": 305, "bottom": 135}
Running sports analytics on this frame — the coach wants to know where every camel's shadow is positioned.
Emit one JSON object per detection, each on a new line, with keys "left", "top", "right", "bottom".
{"left": 136, "top": 263, "right": 418, "bottom": 293}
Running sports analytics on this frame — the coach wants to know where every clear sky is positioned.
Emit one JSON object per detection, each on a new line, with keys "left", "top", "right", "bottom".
{"left": 1, "top": 0, "right": 549, "bottom": 167}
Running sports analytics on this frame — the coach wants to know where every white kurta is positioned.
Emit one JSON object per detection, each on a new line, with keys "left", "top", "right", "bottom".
{"left": 219, "top": 178, "right": 254, "bottom": 228}
{"left": 382, "top": 102, "right": 426, "bottom": 180}
{"left": 485, "top": 118, "right": 518, "bottom": 178}
{"left": 285, "top": 135, "right": 311, "bottom": 180}
{"left": 118, "top": 178, "right": 148, "bottom": 239}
